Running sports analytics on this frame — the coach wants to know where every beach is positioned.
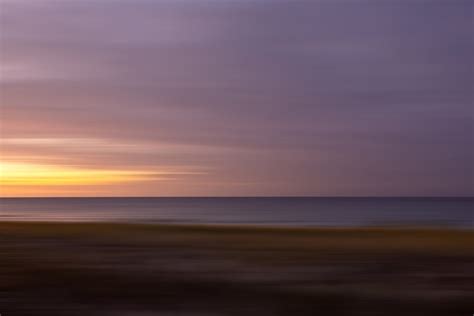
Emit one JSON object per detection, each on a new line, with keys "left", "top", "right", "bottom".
{"left": 1, "top": 222, "right": 473, "bottom": 315}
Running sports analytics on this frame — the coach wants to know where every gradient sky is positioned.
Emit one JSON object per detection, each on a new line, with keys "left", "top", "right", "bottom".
{"left": 0, "top": 0, "right": 472, "bottom": 197}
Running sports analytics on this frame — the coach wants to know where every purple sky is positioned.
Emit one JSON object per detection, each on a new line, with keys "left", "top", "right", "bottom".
{"left": 1, "top": 0, "right": 472, "bottom": 196}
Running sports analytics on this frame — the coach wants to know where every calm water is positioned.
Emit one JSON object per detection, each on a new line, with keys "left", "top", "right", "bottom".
{"left": 0, "top": 197, "right": 472, "bottom": 228}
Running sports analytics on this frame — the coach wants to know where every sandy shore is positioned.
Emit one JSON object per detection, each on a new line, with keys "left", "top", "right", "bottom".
{"left": 1, "top": 222, "right": 473, "bottom": 315}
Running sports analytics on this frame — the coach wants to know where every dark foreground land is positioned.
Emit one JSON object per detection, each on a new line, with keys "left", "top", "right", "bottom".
{"left": 0, "top": 222, "right": 473, "bottom": 316}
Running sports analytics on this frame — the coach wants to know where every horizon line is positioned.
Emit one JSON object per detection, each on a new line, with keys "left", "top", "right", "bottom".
{"left": 1, "top": 196, "right": 472, "bottom": 199}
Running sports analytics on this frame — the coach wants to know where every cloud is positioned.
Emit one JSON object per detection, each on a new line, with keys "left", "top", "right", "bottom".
{"left": 1, "top": 0, "right": 472, "bottom": 196}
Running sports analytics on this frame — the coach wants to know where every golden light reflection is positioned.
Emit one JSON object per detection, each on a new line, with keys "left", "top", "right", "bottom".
{"left": 0, "top": 161, "right": 156, "bottom": 186}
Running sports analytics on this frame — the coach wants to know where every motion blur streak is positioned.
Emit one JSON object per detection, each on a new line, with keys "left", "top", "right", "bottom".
{"left": 0, "top": 161, "right": 157, "bottom": 186}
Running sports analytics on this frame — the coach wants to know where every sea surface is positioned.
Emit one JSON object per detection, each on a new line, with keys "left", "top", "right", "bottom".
{"left": 0, "top": 197, "right": 472, "bottom": 228}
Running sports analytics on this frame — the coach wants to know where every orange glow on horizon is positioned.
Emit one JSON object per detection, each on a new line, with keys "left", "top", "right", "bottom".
{"left": 0, "top": 161, "right": 156, "bottom": 188}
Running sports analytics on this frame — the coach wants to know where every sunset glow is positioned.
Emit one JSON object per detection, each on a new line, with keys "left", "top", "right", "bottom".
{"left": 0, "top": 0, "right": 471, "bottom": 197}
{"left": 0, "top": 161, "right": 155, "bottom": 187}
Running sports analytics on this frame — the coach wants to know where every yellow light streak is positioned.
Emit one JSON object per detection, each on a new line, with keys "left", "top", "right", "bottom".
{"left": 0, "top": 161, "right": 154, "bottom": 186}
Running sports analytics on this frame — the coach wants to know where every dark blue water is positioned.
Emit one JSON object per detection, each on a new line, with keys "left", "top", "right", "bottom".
{"left": 0, "top": 197, "right": 472, "bottom": 228}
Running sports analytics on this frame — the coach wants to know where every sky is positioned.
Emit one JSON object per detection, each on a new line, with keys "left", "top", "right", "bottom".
{"left": 0, "top": 0, "right": 472, "bottom": 197}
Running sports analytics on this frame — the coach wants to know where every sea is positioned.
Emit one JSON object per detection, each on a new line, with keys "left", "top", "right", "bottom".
{"left": 0, "top": 197, "right": 472, "bottom": 228}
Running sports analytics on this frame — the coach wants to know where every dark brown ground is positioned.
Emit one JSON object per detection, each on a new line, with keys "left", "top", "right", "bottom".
{"left": 0, "top": 222, "right": 473, "bottom": 315}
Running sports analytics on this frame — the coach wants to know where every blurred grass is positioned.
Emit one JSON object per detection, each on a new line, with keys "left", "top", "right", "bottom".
{"left": 1, "top": 221, "right": 472, "bottom": 255}
{"left": 1, "top": 221, "right": 473, "bottom": 315}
